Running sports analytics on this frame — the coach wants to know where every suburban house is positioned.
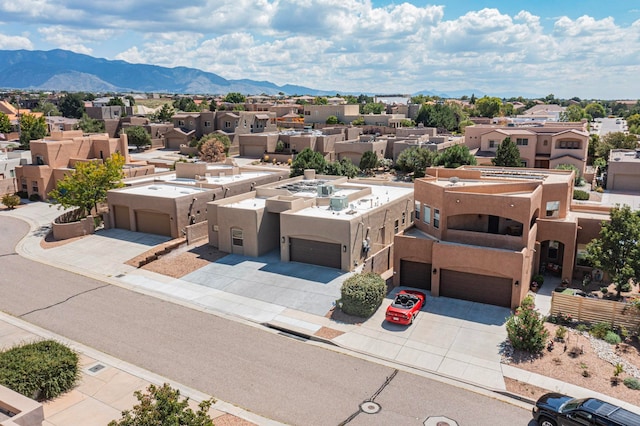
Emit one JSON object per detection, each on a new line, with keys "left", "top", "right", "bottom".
{"left": 164, "top": 111, "right": 216, "bottom": 149}
{"left": 0, "top": 150, "right": 30, "bottom": 196}
{"left": 107, "top": 161, "right": 289, "bottom": 238}
{"left": 334, "top": 135, "right": 388, "bottom": 165}
{"left": 303, "top": 104, "right": 360, "bottom": 124}
{"left": 13, "top": 130, "right": 152, "bottom": 200}
{"left": 207, "top": 170, "right": 414, "bottom": 271}
{"left": 465, "top": 122, "right": 589, "bottom": 176}
{"left": 393, "top": 166, "right": 605, "bottom": 309}
{"left": 606, "top": 149, "right": 640, "bottom": 191}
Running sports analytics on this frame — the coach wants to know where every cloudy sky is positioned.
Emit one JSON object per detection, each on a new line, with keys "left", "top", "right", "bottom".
{"left": 1, "top": 0, "right": 639, "bottom": 99}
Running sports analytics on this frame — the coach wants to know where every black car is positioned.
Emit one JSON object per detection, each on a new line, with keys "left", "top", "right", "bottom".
{"left": 533, "top": 392, "right": 640, "bottom": 426}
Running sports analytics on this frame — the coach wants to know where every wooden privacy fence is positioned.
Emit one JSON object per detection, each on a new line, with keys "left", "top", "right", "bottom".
{"left": 551, "top": 292, "right": 640, "bottom": 330}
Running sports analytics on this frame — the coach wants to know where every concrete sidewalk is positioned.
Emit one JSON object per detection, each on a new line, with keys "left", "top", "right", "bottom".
{"left": 3, "top": 202, "right": 639, "bottom": 418}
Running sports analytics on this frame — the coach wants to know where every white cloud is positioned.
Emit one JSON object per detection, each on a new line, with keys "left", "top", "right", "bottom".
{"left": 0, "top": 33, "right": 33, "bottom": 50}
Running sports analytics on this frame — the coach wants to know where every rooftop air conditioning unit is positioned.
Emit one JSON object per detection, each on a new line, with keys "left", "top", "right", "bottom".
{"left": 330, "top": 195, "right": 348, "bottom": 211}
{"left": 317, "top": 184, "right": 335, "bottom": 197}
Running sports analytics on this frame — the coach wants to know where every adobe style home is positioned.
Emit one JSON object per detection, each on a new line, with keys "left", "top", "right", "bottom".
{"left": 207, "top": 170, "right": 414, "bottom": 271}
{"left": 393, "top": 166, "right": 606, "bottom": 310}
{"left": 14, "top": 130, "right": 153, "bottom": 200}
{"left": 606, "top": 149, "right": 640, "bottom": 191}
{"left": 107, "top": 161, "right": 288, "bottom": 238}
{"left": 465, "top": 122, "right": 589, "bottom": 176}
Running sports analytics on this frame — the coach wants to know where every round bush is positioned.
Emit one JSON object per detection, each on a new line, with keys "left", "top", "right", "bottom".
{"left": 0, "top": 340, "right": 79, "bottom": 400}
{"left": 338, "top": 273, "right": 386, "bottom": 318}
{"left": 590, "top": 322, "right": 612, "bottom": 339}
{"left": 573, "top": 190, "right": 589, "bottom": 200}
{"left": 28, "top": 193, "right": 41, "bottom": 202}
{"left": 604, "top": 331, "right": 622, "bottom": 345}
{"left": 624, "top": 377, "right": 640, "bottom": 390}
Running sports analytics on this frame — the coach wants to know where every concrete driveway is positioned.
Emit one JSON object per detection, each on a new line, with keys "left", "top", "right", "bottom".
{"left": 333, "top": 287, "right": 511, "bottom": 389}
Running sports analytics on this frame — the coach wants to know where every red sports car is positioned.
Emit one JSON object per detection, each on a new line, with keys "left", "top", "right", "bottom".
{"left": 385, "top": 290, "right": 426, "bottom": 325}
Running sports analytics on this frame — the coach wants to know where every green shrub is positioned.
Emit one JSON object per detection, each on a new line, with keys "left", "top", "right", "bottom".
{"left": 1, "top": 194, "right": 20, "bottom": 209}
{"left": 532, "top": 274, "right": 544, "bottom": 286}
{"left": 573, "top": 190, "right": 589, "bottom": 200}
{"left": 338, "top": 273, "right": 386, "bottom": 318}
{"left": 621, "top": 282, "right": 632, "bottom": 293}
{"left": 506, "top": 295, "right": 549, "bottom": 353}
{"left": 0, "top": 340, "right": 79, "bottom": 400}
{"left": 15, "top": 190, "right": 28, "bottom": 199}
{"left": 576, "top": 324, "right": 589, "bottom": 333}
{"left": 601, "top": 287, "right": 609, "bottom": 295}
{"left": 590, "top": 322, "right": 613, "bottom": 339}
{"left": 624, "top": 377, "right": 640, "bottom": 390}
{"left": 28, "top": 193, "right": 41, "bottom": 202}
{"left": 604, "top": 331, "right": 622, "bottom": 345}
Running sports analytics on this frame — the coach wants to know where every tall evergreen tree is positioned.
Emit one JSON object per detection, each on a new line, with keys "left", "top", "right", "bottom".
{"left": 492, "top": 137, "right": 522, "bottom": 167}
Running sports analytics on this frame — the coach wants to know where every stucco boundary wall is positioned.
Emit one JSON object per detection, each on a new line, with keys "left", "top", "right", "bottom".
{"left": 0, "top": 385, "right": 44, "bottom": 426}
{"left": 551, "top": 292, "right": 640, "bottom": 331}
{"left": 0, "top": 179, "right": 16, "bottom": 197}
{"left": 52, "top": 212, "right": 95, "bottom": 241}
{"left": 361, "top": 245, "right": 392, "bottom": 275}
{"left": 185, "top": 221, "right": 209, "bottom": 245}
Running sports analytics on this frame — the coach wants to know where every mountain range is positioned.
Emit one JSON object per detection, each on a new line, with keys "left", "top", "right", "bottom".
{"left": 0, "top": 49, "right": 508, "bottom": 98}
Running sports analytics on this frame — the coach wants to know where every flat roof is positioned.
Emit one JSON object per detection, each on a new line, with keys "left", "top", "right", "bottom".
{"left": 292, "top": 184, "right": 413, "bottom": 221}
{"left": 117, "top": 183, "right": 210, "bottom": 199}
{"left": 224, "top": 196, "right": 268, "bottom": 210}
{"left": 125, "top": 171, "right": 275, "bottom": 187}
{"left": 610, "top": 150, "right": 640, "bottom": 163}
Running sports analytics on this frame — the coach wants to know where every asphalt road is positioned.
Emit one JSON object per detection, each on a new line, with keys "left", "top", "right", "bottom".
{"left": 0, "top": 216, "right": 533, "bottom": 425}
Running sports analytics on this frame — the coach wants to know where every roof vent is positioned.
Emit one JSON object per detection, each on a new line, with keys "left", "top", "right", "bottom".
{"left": 448, "top": 176, "right": 460, "bottom": 185}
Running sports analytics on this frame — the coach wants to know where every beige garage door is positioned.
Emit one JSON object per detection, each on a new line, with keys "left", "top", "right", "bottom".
{"left": 290, "top": 238, "right": 341, "bottom": 269}
{"left": 400, "top": 260, "right": 431, "bottom": 291}
{"left": 135, "top": 211, "right": 171, "bottom": 237}
{"left": 440, "top": 269, "right": 512, "bottom": 307}
{"left": 113, "top": 205, "right": 131, "bottom": 230}
{"left": 242, "top": 145, "right": 266, "bottom": 158}
{"left": 611, "top": 174, "right": 639, "bottom": 191}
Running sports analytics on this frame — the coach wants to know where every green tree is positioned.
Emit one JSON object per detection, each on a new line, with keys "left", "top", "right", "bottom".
{"left": 505, "top": 295, "right": 549, "bottom": 354}
{"left": 125, "top": 95, "right": 136, "bottom": 106}
{"left": 107, "top": 97, "right": 125, "bottom": 107}
{"left": 33, "top": 101, "right": 61, "bottom": 117}
{"left": 223, "top": 92, "right": 246, "bottom": 104}
{"left": 395, "top": 146, "right": 435, "bottom": 178}
{"left": 627, "top": 113, "right": 640, "bottom": 135}
{"left": 76, "top": 113, "right": 105, "bottom": 133}
{"left": 48, "top": 153, "right": 125, "bottom": 219}
{"left": 326, "top": 115, "right": 339, "bottom": 125}
{"left": 351, "top": 117, "right": 365, "bottom": 125}
{"left": 362, "top": 102, "right": 385, "bottom": 114}
{"left": 560, "top": 104, "right": 584, "bottom": 122}
{"left": 475, "top": 96, "right": 502, "bottom": 118}
{"left": 108, "top": 383, "right": 215, "bottom": 426}
{"left": 492, "top": 137, "right": 522, "bottom": 167}
{"left": 585, "top": 205, "right": 640, "bottom": 298}
{"left": 359, "top": 151, "right": 378, "bottom": 175}
{"left": 434, "top": 144, "right": 477, "bottom": 168}
{"left": 124, "top": 126, "right": 151, "bottom": 148}
{"left": 0, "top": 112, "right": 11, "bottom": 133}
{"left": 199, "top": 139, "right": 226, "bottom": 163}
{"left": 555, "top": 164, "right": 583, "bottom": 186}
{"left": 173, "top": 97, "right": 199, "bottom": 112}
{"left": 59, "top": 93, "right": 85, "bottom": 118}
{"left": 19, "top": 113, "right": 47, "bottom": 149}
{"left": 1, "top": 194, "right": 20, "bottom": 209}
{"left": 584, "top": 102, "right": 606, "bottom": 119}
{"left": 326, "top": 158, "right": 360, "bottom": 178}
{"left": 596, "top": 132, "right": 638, "bottom": 158}
{"left": 313, "top": 96, "right": 328, "bottom": 105}
{"left": 154, "top": 103, "right": 175, "bottom": 122}
{"left": 290, "top": 147, "right": 327, "bottom": 177}
{"left": 197, "top": 133, "right": 231, "bottom": 155}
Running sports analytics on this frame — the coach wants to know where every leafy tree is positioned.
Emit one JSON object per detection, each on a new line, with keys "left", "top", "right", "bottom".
{"left": 313, "top": 96, "right": 328, "bottom": 105}
{"left": 596, "top": 132, "right": 638, "bottom": 158}
{"left": 469, "top": 93, "right": 476, "bottom": 104}
{"left": 76, "top": 113, "right": 105, "bottom": 133}
{"left": 173, "top": 97, "right": 199, "bottom": 112}
{"left": 290, "top": 147, "right": 327, "bottom": 177}
{"left": 492, "top": 137, "right": 522, "bottom": 167}
{"left": 124, "top": 126, "right": 151, "bottom": 148}
{"left": 0, "top": 112, "right": 11, "bottom": 133}
{"left": 326, "top": 158, "right": 359, "bottom": 178}
{"left": 584, "top": 102, "right": 606, "bottom": 119}
{"left": 415, "top": 103, "right": 461, "bottom": 132}
{"left": 560, "top": 104, "right": 584, "bottom": 122}
{"left": 555, "top": 164, "right": 583, "bottom": 186}
{"left": 19, "top": 113, "right": 47, "bottom": 149}
{"left": 458, "top": 119, "right": 475, "bottom": 134}
{"left": 362, "top": 102, "right": 385, "bottom": 114}
{"left": 326, "top": 115, "right": 339, "bottom": 125}
{"left": 33, "top": 101, "right": 61, "bottom": 116}
{"left": 399, "top": 119, "right": 415, "bottom": 127}
{"left": 338, "top": 273, "right": 386, "bottom": 318}
{"left": 475, "top": 96, "right": 502, "bottom": 118}
{"left": 108, "top": 383, "right": 215, "bottom": 426}
{"left": 59, "top": 93, "right": 85, "bottom": 118}
{"left": 585, "top": 205, "right": 640, "bottom": 298}
{"left": 199, "top": 139, "right": 226, "bottom": 163}
{"left": 197, "top": 133, "right": 231, "bottom": 155}
{"left": 48, "top": 153, "right": 125, "bottom": 219}
{"left": 1, "top": 194, "right": 20, "bottom": 209}
{"left": 395, "top": 146, "right": 435, "bottom": 178}
{"left": 351, "top": 117, "right": 365, "bottom": 125}
{"left": 223, "top": 92, "right": 246, "bottom": 104}
{"left": 125, "top": 95, "right": 136, "bottom": 106}
{"left": 626, "top": 113, "right": 640, "bottom": 135}
{"left": 359, "top": 151, "right": 378, "bottom": 175}
{"left": 501, "top": 103, "right": 514, "bottom": 117}
{"left": 154, "top": 103, "right": 175, "bottom": 122}
{"left": 505, "top": 295, "right": 549, "bottom": 354}
{"left": 107, "top": 97, "right": 125, "bottom": 107}
{"left": 434, "top": 144, "right": 477, "bottom": 168}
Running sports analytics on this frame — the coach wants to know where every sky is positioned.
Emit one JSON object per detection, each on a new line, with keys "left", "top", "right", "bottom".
{"left": 0, "top": 1, "right": 639, "bottom": 99}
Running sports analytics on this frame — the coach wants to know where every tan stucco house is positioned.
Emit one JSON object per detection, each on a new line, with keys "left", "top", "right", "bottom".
{"left": 606, "top": 149, "right": 640, "bottom": 192}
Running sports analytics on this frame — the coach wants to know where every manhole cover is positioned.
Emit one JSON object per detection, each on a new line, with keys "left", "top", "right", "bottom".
{"left": 86, "top": 363, "right": 107, "bottom": 375}
{"left": 424, "top": 416, "right": 458, "bottom": 426}
{"left": 360, "top": 401, "right": 381, "bottom": 414}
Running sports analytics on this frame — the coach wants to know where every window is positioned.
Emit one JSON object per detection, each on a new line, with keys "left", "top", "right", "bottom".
{"left": 224, "top": 121, "right": 231, "bottom": 128}
{"left": 543, "top": 140, "right": 548, "bottom": 146}
{"left": 576, "top": 244, "right": 592, "bottom": 267}
{"left": 433, "top": 209, "right": 440, "bottom": 229}
{"left": 520, "top": 160, "right": 527, "bottom": 167}
{"left": 31, "top": 181, "right": 38, "bottom": 193}
{"left": 423, "top": 205, "right": 431, "bottom": 224}
{"left": 304, "top": 111, "right": 311, "bottom": 116}
{"left": 546, "top": 201, "right": 560, "bottom": 217}
{"left": 516, "top": 138, "right": 528, "bottom": 146}
{"left": 178, "top": 120, "right": 185, "bottom": 127}
{"left": 21, "top": 179, "right": 27, "bottom": 191}
{"left": 35, "top": 155, "right": 44, "bottom": 165}
{"left": 560, "top": 140, "right": 567, "bottom": 148}
{"left": 415, "top": 201, "right": 420, "bottom": 220}
{"left": 489, "top": 140, "right": 498, "bottom": 148}
{"left": 9, "top": 170, "right": 15, "bottom": 178}
{"left": 204, "top": 121, "right": 211, "bottom": 127}
{"left": 402, "top": 212, "right": 406, "bottom": 225}
{"left": 394, "top": 220, "right": 399, "bottom": 234}
{"left": 231, "top": 229, "right": 243, "bottom": 246}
